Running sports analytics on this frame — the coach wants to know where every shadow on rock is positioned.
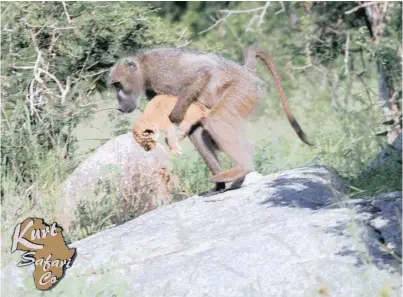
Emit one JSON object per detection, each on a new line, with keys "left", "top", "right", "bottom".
{"left": 258, "top": 166, "right": 401, "bottom": 273}
{"left": 351, "top": 192, "right": 402, "bottom": 272}
{"left": 260, "top": 165, "right": 347, "bottom": 210}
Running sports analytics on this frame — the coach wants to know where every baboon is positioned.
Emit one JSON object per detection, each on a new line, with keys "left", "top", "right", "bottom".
{"left": 132, "top": 94, "right": 210, "bottom": 156}
{"left": 109, "top": 46, "right": 312, "bottom": 195}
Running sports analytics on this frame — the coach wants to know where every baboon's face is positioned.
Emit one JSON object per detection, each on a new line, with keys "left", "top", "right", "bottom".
{"left": 110, "top": 60, "right": 142, "bottom": 113}
{"left": 114, "top": 82, "right": 139, "bottom": 113}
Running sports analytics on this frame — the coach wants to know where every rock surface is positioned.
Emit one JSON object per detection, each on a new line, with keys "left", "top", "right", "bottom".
{"left": 354, "top": 191, "right": 402, "bottom": 259}
{"left": 3, "top": 166, "right": 402, "bottom": 297}
{"left": 58, "top": 132, "right": 175, "bottom": 233}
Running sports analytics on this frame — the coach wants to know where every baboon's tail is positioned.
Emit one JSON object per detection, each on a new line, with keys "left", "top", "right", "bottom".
{"left": 255, "top": 50, "right": 313, "bottom": 146}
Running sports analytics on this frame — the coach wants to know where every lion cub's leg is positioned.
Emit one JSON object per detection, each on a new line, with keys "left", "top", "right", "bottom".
{"left": 158, "top": 110, "right": 183, "bottom": 156}
{"left": 160, "top": 99, "right": 209, "bottom": 156}
{"left": 177, "top": 103, "right": 210, "bottom": 140}
{"left": 165, "top": 125, "right": 183, "bottom": 156}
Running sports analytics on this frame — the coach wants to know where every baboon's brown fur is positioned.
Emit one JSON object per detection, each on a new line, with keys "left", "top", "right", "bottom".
{"left": 110, "top": 47, "right": 312, "bottom": 194}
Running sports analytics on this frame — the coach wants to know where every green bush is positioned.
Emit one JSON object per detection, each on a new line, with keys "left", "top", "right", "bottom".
{"left": 1, "top": 2, "right": 186, "bottom": 183}
{"left": 0, "top": 1, "right": 188, "bottom": 247}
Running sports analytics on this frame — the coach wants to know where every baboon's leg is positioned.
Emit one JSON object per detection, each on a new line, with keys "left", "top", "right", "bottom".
{"left": 207, "top": 125, "right": 255, "bottom": 183}
{"left": 221, "top": 177, "right": 246, "bottom": 193}
{"left": 188, "top": 125, "right": 226, "bottom": 195}
{"left": 169, "top": 66, "right": 212, "bottom": 124}
{"left": 202, "top": 87, "right": 257, "bottom": 183}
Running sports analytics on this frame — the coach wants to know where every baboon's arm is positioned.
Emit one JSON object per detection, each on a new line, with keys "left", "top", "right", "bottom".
{"left": 168, "top": 66, "right": 212, "bottom": 124}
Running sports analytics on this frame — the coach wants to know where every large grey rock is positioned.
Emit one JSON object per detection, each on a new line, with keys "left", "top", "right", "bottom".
{"left": 58, "top": 132, "right": 175, "bottom": 234}
{"left": 3, "top": 166, "right": 401, "bottom": 297}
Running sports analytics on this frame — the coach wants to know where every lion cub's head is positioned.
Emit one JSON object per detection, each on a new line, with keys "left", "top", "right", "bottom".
{"left": 133, "top": 120, "right": 159, "bottom": 151}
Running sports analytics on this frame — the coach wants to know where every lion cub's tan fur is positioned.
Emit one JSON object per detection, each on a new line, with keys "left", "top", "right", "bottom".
{"left": 133, "top": 94, "right": 210, "bottom": 155}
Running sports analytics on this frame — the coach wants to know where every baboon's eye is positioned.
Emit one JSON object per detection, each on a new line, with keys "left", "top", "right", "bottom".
{"left": 126, "top": 60, "right": 137, "bottom": 70}
{"left": 113, "top": 82, "right": 122, "bottom": 89}
{"left": 142, "top": 129, "right": 154, "bottom": 136}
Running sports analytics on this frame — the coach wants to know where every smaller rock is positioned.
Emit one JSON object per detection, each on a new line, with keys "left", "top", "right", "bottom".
{"left": 58, "top": 132, "right": 175, "bottom": 235}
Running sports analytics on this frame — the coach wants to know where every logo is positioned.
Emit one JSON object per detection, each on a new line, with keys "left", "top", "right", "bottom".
{"left": 11, "top": 218, "right": 77, "bottom": 291}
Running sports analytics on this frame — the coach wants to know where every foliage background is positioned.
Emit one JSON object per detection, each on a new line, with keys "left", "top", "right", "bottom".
{"left": 1, "top": 2, "right": 401, "bottom": 245}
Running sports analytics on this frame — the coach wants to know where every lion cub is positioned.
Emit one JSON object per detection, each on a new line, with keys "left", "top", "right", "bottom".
{"left": 133, "top": 94, "right": 210, "bottom": 156}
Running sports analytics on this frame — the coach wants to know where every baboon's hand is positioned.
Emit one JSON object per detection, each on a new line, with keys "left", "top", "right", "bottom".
{"left": 199, "top": 116, "right": 208, "bottom": 127}
{"left": 168, "top": 111, "right": 184, "bottom": 124}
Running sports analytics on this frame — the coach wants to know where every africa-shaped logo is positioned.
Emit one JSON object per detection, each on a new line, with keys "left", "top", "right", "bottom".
{"left": 11, "top": 218, "right": 77, "bottom": 290}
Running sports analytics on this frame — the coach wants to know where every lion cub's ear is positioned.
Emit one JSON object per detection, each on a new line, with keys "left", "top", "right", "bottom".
{"left": 142, "top": 129, "right": 154, "bottom": 136}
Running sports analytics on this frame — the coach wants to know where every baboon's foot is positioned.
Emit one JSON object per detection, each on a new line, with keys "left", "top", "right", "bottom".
{"left": 209, "top": 167, "right": 249, "bottom": 183}
{"left": 200, "top": 177, "right": 245, "bottom": 197}
{"left": 198, "top": 182, "right": 226, "bottom": 197}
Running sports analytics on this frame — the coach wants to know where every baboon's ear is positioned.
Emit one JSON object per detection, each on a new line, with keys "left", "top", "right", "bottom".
{"left": 126, "top": 60, "right": 137, "bottom": 70}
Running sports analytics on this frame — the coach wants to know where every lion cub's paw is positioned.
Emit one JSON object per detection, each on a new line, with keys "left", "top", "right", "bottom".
{"left": 165, "top": 138, "right": 183, "bottom": 156}
{"left": 171, "top": 146, "right": 183, "bottom": 156}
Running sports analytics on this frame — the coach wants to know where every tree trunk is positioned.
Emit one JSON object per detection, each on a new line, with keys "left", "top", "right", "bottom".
{"left": 377, "top": 61, "right": 397, "bottom": 121}
{"left": 363, "top": 3, "right": 401, "bottom": 143}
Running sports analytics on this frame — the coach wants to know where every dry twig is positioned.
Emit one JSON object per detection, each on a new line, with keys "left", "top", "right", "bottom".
{"left": 344, "top": 32, "right": 350, "bottom": 76}
{"left": 345, "top": 2, "right": 383, "bottom": 15}
{"left": 198, "top": 2, "right": 271, "bottom": 35}
{"left": 62, "top": 1, "right": 72, "bottom": 24}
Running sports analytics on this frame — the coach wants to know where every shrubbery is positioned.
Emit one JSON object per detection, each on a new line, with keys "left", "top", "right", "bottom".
{"left": 1, "top": 2, "right": 187, "bottom": 244}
